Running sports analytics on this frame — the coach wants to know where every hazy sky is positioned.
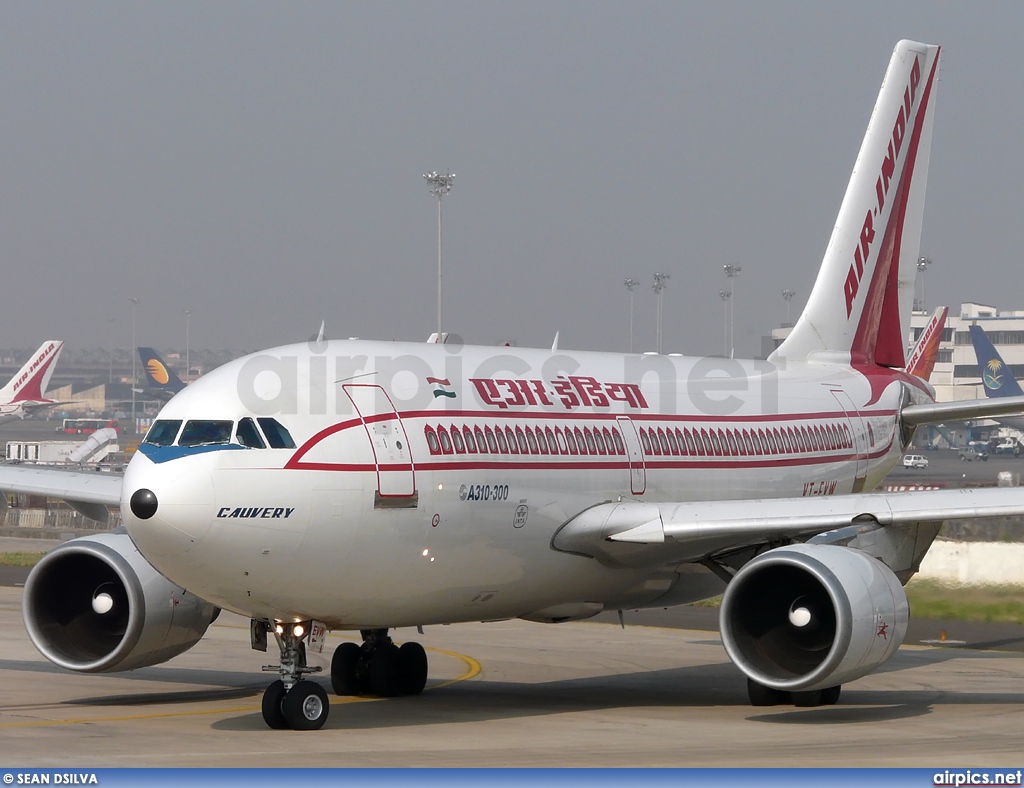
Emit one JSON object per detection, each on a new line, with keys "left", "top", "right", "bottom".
{"left": 3, "top": 2, "right": 1023, "bottom": 357}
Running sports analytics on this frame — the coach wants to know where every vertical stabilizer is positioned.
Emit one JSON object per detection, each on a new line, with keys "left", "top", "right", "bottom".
{"left": 138, "top": 348, "right": 187, "bottom": 394}
{"left": 772, "top": 41, "right": 941, "bottom": 367}
{"left": 969, "top": 325, "right": 1024, "bottom": 398}
{"left": 905, "top": 306, "right": 948, "bottom": 381}
{"left": 0, "top": 341, "right": 64, "bottom": 403}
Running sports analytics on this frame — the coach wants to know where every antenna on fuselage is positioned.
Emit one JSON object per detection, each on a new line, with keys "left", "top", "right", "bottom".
{"left": 551, "top": 332, "right": 560, "bottom": 352}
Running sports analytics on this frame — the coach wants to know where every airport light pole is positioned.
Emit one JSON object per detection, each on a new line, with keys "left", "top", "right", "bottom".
{"left": 724, "top": 264, "right": 742, "bottom": 358}
{"left": 423, "top": 170, "right": 455, "bottom": 339}
{"left": 719, "top": 290, "right": 731, "bottom": 357}
{"left": 916, "top": 256, "right": 932, "bottom": 312}
{"left": 184, "top": 309, "right": 191, "bottom": 383}
{"left": 652, "top": 272, "right": 670, "bottom": 354}
{"left": 782, "top": 289, "right": 796, "bottom": 325}
{"left": 130, "top": 297, "right": 139, "bottom": 434}
{"left": 624, "top": 278, "right": 640, "bottom": 352}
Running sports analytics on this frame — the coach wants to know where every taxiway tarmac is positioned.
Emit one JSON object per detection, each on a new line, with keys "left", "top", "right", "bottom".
{"left": 2, "top": 586, "right": 1023, "bottom": 767}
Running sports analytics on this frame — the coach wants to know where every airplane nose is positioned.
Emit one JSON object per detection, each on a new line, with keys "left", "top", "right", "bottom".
{"left": 122, "top": 455, "right": 214, "bottom": 560}
{"left": 129, "top": 488, "right": 158, "bottom": 520}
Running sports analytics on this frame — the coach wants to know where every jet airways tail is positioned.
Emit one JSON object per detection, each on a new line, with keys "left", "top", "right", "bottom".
{"left": 138, "top": 347, "right": 187, "bottom": 396}
{"left": 0, "top": 341, "right": 64, "bottom": 404}
{"left": 969, "top": 324, "right": 1024, "bottom": 398}
{"left": 905, "top": 306, "right": 948, "bottom": 381}
{"left": 772, "top": 41, "right": 941, "bottom": 367}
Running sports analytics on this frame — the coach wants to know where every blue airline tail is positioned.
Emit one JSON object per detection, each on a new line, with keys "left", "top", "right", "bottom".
{"left": 968, "top": 325, "right": 1024, "bottom": 398}
{"left": 138, "top": 347, "right": 187, "bottom": 395}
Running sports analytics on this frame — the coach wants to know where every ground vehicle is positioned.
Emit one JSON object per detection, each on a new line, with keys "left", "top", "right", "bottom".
{"left": 902, "top": 454, "right": 929, "bottom": 469}
{"left": 959, "top": 447, "right": 989, "bottom": 462}
{"left": 57, "top": 418, "right": 119, "bottom": 435}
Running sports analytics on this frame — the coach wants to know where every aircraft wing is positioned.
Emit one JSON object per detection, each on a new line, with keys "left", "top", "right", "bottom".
{"left": 0, "top": 464, "right": 122, "bottom": 523}
{"left": 554, "top": 487, "right": 1024, "bottom": 575}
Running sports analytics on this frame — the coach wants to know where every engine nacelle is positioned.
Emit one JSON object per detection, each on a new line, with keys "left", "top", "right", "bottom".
{"left": 720, "top": 544, "right": 908, "bottom": 692}
{"left": 23, "top": 532, "right": 219, "bottom": 673}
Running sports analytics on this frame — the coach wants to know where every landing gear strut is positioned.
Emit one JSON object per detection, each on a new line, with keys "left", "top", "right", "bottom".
{"left": 747, "top": 678, "right": 841, "bottom": 707}
{"left": 331, "top": 628, "right": 428, "bottom": 698}
{"left": 261, "top": 623, "right": 329, "bottom": 730}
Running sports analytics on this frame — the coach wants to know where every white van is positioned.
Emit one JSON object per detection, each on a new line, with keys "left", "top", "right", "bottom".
{"left": 901, "top": 454, "right": 928, "bottom": 469}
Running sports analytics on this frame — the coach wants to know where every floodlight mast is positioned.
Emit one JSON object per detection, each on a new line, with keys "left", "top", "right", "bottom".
{"left": 624, "top": 278, "right": 640, "bottom": 352}
{"left": 724, "top": 264, "right": 742, "bottom": 358}
{"left": 424, "top": 171, "right": 455, "bottom": 338}
{"left": 652, "top": 272, "right": 670, "bottom": 354}
{"left": 916, "top": 256, "right": 932, "bottom": 312}
{"left": 719, "top": 290, "right": 731, "bottom": 357}
{"left": 782, "top": 289, "right": 796, "bottom": 324}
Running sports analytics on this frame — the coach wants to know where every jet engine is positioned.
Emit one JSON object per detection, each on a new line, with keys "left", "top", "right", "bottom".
{"left": 23, "top": 532, "right": 218, "bottom": 673}
{"left": 719, "top": 544, "right": 907, "bottom": 692}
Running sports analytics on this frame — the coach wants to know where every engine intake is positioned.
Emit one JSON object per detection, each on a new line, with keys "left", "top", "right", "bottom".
{"left": 23, "top": 532, "right": 218, "bottom": 673}
{"left": 720, "top": 544, "right": 908, "bottom": 692}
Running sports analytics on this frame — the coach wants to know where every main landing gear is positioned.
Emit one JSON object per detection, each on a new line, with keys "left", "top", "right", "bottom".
{"left": 258, "top": 624, "right": 429, "bottom": 730}
{"left": 331, "top": 629, "right": 429, "bottom": 699}
{"left": 747, "top": 678, "right": 841, "bottom": 708}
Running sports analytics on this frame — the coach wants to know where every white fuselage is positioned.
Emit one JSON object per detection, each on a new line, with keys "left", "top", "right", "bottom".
{"left": 121, "top": 340, "right": 927, "bottom": 630}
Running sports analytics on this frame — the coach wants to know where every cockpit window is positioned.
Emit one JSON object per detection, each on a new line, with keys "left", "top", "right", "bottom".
{"left": 178, "top": 420, "right": 234, "bottom": 447}
{"left": 143, "top": 420, "right": 182, "bottom": 446}
{"left": 236, "top": 417, "right": 266, "bottom": 449}
{"left": 257, "top": 417, "right": 296, "bottom": 449}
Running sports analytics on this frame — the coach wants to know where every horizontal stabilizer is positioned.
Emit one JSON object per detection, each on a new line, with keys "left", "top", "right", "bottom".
{"left": 901, "top": 395, "right": 1024, "bottom": 426}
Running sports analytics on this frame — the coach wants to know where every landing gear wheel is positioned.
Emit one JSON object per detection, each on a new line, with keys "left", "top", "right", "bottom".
{"left": 397, "top": 641, "right": 429, "bottom": 695}
{"left": 747, "top": 678, "right": 787, "bottom": 706}
{"left": 282, "top": 680, "right": 330, "bottom": 730}
{"left": 792, "top": 689, "right": 824, "bottom": 707}
{"left": 820, "top": 685, "right": 842, "bottom": 705}
{"left": 370, "top": 643, "right": 401, "bottom": 697}
{"left": 331, "top": 642, "right": 364, "bottom": 695}
{"left": 261, "top": 679, "right": 288, "bottom": 729}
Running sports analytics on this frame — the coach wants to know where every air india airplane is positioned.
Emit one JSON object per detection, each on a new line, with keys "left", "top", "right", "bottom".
{"left": 0, "top": 341, "right": 65, "bottom": 424}
{"left": 7, "top": 41, "right": 1024, "bottom": 731}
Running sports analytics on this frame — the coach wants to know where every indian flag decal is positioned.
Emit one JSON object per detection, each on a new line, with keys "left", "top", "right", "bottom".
{"left": 427, "top": 377, "right": 456, "bottom": 399}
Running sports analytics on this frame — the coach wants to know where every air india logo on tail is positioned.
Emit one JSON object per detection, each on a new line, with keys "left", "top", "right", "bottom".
{"left": 147, "top": 359, "right": 170, "bottom": 385}
{"left": 844, "top": 55, "right": 923, "bottom": 318}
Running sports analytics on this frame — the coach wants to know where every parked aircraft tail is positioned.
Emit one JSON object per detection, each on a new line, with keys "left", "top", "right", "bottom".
{"left": 905, "top": 306, "right": 948, "bottom": 381}
{"left": 773, "top": 41, "right": 941, "bottom": 367}
{"left": 969, "top": 324, "right": 1024, "bottom": 398}
{"left": 0, "top": 341, "right": 64, "bottom": 403}
{"left": 138, "top": 348, "right": 186, "bottom": 395}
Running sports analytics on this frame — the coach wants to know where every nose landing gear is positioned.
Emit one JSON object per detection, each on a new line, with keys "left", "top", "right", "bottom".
{"left": 331, "top": 628, "right": 428, "bottom": 698}
{"left": 261, "top": 623, "right": 329, "bottom": 730}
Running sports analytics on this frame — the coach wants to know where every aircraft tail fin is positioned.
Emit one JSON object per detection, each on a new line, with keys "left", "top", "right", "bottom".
{"left": 905, "top": 306, "right": 948, "bottom": 381}
{"left": 772, "top": 41, "right": 941, "bottom": 367}
{"left": 0, "top": 341, "right": 64, "bottom": 403}
{"left": 969, "top": 325, "right": 1024, "bottom": 398}
{"left": 138, "top": 347, "right": 186, "bottom": 394}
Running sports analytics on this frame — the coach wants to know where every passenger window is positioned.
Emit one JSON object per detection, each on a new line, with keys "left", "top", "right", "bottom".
{"left": 258, "top": 418, "right": 296, "bottom": 449}
{"left": 565, "top": 427, "right": 579, "bottom": 454}
{"left": 464, "top": 426, "right": 477, "bottom": 453}
{"left": 475, "top": 427, "right": 488, "bottom": 453}
{"left": 179, "top": 420, "right": 233, "bottom": 447}
{"left": 638, "top": 429, "right": 650, "bottom": 455}
{"left": 667, "top": 428, "right": 679, "bottom": 455}
{"left": 495, "top": 427, "right": 509, "bottom": 454}
{"left": 144, "top": 420, "right": 182, "bottom": 446}
{"left": 516, "top": 427, "right": 529, "bottom": 454}
{"left": 574, "top": 427, "right": 588, "bottom": 455}
{"left": 505, "top": 426, "right": 519, "bottom": 454}
{"left": 684, "top": 428, "right": 697, "bottom": 455}
{"left": 485, "top": 426, "right": 499, "bottom": 453}
{"left": 546, "top": 427, "right": 559, "bottom": 454}
{"left": 425, "top": 426, "right": 441, "bottom": 455}
{"left": 451, "top": 426, "right": 465, "bottom": 453}
{"left": 709, "top": 430, "right": 722, "bottom": 456}
{"left": 743, "top": 430, "right": 754, "bottom": 455}
{"left": 236, "top": 418, "right": 266, "bottom": 449}
{"left": 555, "top": 427, "right": 568, "bottom": 454}
{"left": 438, "top": 427, "right": 453, "bottom": 454}
{"left": 526, "top": 427, "right": 539, "bottom": 454}
{"left": 612, "top": 428, "right": 625, "bottom": 455}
